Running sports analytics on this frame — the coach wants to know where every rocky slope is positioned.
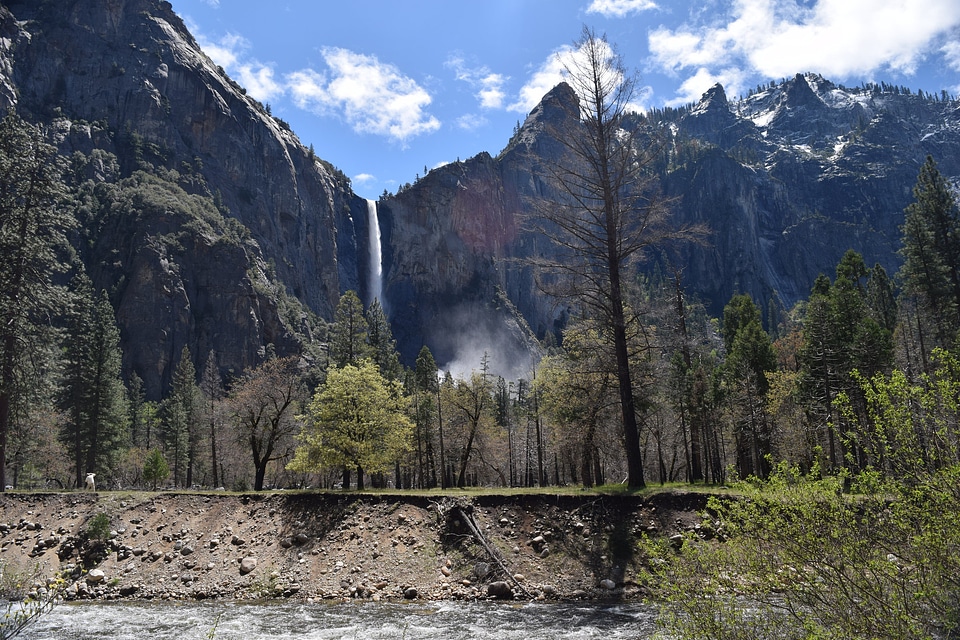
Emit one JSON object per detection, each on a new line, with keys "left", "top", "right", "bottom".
{"left": 0, "top": 490, "right": 708, "bottom": 602}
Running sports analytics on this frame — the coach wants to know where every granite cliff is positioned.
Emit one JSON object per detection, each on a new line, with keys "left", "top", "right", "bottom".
{"left": 0, "top": 0, "right": 367, "bottom": 396}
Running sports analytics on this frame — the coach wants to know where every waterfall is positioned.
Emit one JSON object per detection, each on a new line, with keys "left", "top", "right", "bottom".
{"left": 365, "top": 198, "right": 383, "bottom": 307}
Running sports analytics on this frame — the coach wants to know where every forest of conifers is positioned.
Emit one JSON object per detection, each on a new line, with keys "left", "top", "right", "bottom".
{"left": 1, "top": 101, "right": 959, "bottom": 498}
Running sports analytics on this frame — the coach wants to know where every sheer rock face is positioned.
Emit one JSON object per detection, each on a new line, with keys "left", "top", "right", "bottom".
{"left": 377, "top": 83, "right": 581, "bottom": 370}
{"left": 381, "top": 74, "right": 960, "bottom": 359}
{"left": 0, "top": 0, "right": 361, "bottom": 396}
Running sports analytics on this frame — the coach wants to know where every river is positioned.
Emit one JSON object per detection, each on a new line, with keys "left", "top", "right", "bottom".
{"left": 23, "top": 600, "right": 658, "bottom": 639}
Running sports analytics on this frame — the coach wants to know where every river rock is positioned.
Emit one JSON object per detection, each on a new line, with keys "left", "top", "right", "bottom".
{"left": 487, "top": 581, "right": 513, "bottom": 599}
{"left": 599, "top": 579, "right": 616, "bottom": 590}
{"left": 239, "top": 557, "right": 258, "bottom": 575}
{"left": 403, "top": 587, "right": 418, "bottom": 599}
{"left": 86, "top": 569, "right": 105, "bottom": 584}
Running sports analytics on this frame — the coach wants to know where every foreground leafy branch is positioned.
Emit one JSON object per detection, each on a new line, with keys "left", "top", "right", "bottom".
{"left": 0, "top": 564, "right": 68, "bottom": 639}
{"left": 642, "top": 463, "right": 960, "bottom": 639}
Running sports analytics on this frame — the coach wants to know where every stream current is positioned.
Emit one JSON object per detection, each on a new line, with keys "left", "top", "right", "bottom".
{"left": 23, "top": 600, "right": 658, "bottom": 639}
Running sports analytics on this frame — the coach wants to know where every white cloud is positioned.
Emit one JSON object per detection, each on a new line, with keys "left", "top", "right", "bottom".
{"left": 663, "top": 66, "right": 750, "bottom": 106}
{"left": 287, "top": 48, "right": 440, "bottom": 143}
{"left": 456, "top": 113, "right": 488, "bottom": 131}
{"left": 353, "top": 173, "right": 376, "bottom": 185}
{"left": 586, "top": 0, "right": 658, "bottom": 18}
{"left": 944, "top": 39, "right": 960, "bottom": 72}
{"left": 650, "top": 0, "right": 960, "bottom": 101}
{"left": 236, "top": 64, "right": 282, "bottom": 102}
{"left": 196, "top": 32, "right": 243, "bottom": 70}
{"left": 509, "top": 38, "right": 622, "bottom": 113}
{"left": 477, "top": 74, "right": 508, "bottom": 109}
{"left": 446, "top": 56, "right": 508, "bottom": 109}
{"left": 509, "top": 46, "right": 572, "bottom": 113}
{"left": 194, "top": 32, "right": 282, "bottom": 102}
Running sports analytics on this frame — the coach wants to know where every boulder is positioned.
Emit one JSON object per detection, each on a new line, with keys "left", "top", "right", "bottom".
{"left": 239, "top": 557, "right": 258, "bottom": 575}
{"left": 487, "top": 581, "right": 513, "bottom": 599}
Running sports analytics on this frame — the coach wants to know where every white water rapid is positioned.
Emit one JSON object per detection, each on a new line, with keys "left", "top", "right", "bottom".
{"left": 366, "top": 198, "right": 383, "bottom": 307}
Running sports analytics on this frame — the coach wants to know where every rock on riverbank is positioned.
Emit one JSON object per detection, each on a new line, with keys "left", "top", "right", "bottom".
{"left": 0, "top": 490, "right": 711, "bottom": 602}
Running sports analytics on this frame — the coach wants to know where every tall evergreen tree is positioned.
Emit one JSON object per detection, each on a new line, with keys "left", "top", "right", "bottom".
{"left": 329, "top": 290, "right": 372, "bottom": 368}
{"left": 798, "top": 251, "right": 893, "bottom": 470}
{"left": 0, "top": 111, "right": 72, "bottom": 491}
{"left": 723, "top": 295, "right": 776, "bottom": 478}
{"left": 199, "top": 351, "right": 224, "bottom": 488}
{"left": 61, "top": 282, "right": 129, "bottom": 488}
{"left": 413, "top": 345, "right": 440, "bottom": 488}
{"left": 899, "top": 155, "right": 960, "bottom": 349}
{"left": 163, "top": 347, "right": 198, "bottom": 487}
{"left": 366, "top": 299, "right": 402, "bottom": 380}
{"left": 531, "top": 28, "right": 700, "bottom": 487}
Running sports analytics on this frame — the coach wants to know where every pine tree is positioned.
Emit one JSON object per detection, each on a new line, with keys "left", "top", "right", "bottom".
{"left": 413, "top": 345, "right": 440, "bottom": 488}
{"left": 723, "top": 295, "right": 776, "bottom": 478}
{"left": 164, "top": 347, "right": 198, "bottom": 487}
{"left": 142, "top": 448, "right": 170, "bottom": 491}
{"left": 899, "top": 155, "right": 960, "bottom": 349}
{"left": 798, "top": 252, "right": 893, "bottom": 470}
{"left": 530, "top": 28, "right": 701, "bottom": 487}
{"left": 366, "top": 299, "right": 402, "bottom": 380}
{"left": 61, "top": 280, "right": 129, "bottom": 488}
{"left": 328, "top": 291, "right": 372, "bottom": 368}
{"left": 0, "top": 111, "right": 72, "bottom": 491}
{"left": 199, "top": 351, "right": 224, "bottom": 488}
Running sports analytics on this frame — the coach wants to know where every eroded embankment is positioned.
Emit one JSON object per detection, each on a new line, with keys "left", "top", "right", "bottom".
{"left": 0, "top": 489, "right": 712, "bottom": 602}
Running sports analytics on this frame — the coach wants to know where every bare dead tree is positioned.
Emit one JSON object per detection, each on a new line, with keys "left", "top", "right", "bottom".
{"left": 528, "top": 27, "right": 704, "bottom": 488}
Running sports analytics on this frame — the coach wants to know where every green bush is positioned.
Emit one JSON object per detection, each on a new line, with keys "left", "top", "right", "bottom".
{"left": 642, "top": 463, "right": 960, "bottom": 639}
{"left": 85, "top": 512, "right": 111, "bottom": 542}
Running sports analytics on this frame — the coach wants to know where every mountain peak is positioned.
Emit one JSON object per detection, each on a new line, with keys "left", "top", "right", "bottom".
{"left": 531, "top": 82, "right": 580, "bottom": 125}
{"left": 782, "top": 73, "right": 826, "bottom": 108}
{"left": 697, "top": 83, "right": 729, "bottom": 110}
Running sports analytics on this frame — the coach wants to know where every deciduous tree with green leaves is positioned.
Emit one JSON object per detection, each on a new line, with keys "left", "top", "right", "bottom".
{"left": 289, "top": 360, "right": 411, "bottom": 490}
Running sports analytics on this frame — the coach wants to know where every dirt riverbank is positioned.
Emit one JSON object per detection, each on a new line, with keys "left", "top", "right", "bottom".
{"left": 0, "top": 489, "right": 713, "bottom": 603}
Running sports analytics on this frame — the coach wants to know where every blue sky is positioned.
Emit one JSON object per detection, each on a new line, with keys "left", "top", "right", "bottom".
{"left": 170, "top": 0, "right": 960, "bottom": 199}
